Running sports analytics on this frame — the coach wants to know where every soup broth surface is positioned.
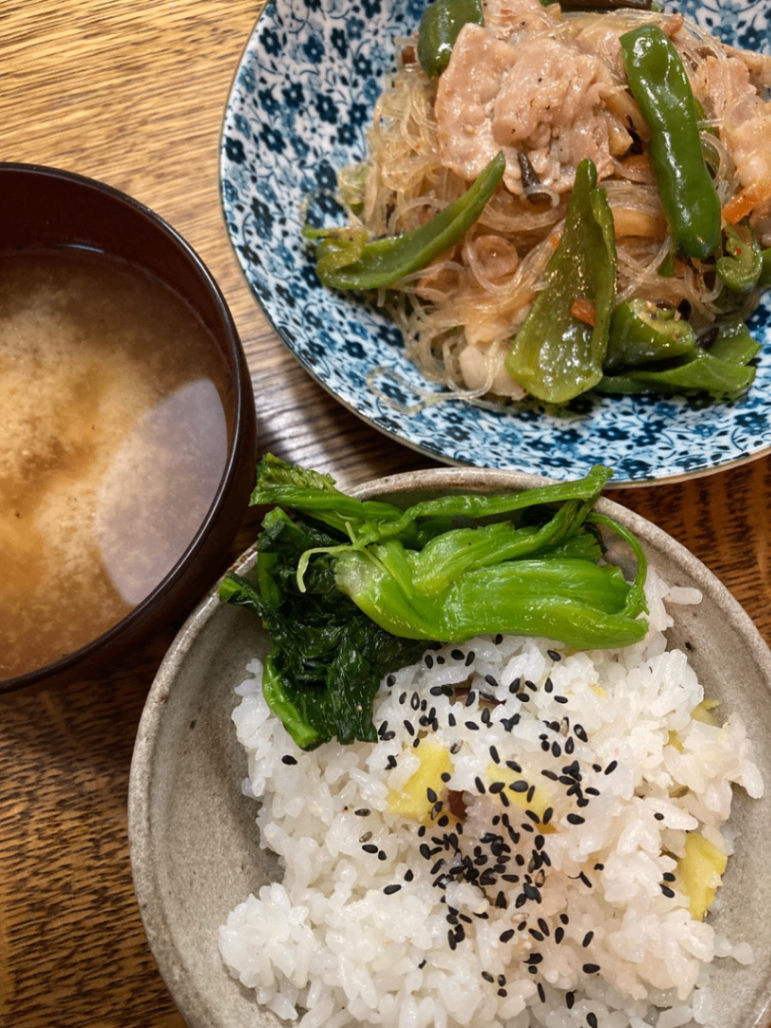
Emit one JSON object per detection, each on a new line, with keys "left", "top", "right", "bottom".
{"left": 1, "top": 248, "right": 233, "bottom": 679}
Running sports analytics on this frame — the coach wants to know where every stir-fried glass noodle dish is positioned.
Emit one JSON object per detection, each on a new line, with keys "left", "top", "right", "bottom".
{"left": 305, "top": 0, "right": 771, "bottom": 406}
{"left": 218, "top": 460, "right": 763, "bottom": 1028}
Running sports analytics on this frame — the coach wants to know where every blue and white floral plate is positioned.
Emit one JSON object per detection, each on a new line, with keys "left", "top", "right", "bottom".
{"left": 220, "top": 0, "right": 771, "bottom": 486}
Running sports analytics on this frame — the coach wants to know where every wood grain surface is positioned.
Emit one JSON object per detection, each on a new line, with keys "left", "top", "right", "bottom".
{"left": 0, "top": 2, "right": 769, "bottom": 1027}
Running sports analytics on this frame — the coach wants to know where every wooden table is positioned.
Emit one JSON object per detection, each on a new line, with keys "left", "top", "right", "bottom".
{"left": 0, "top": 2, "right": 769, "bottom": 1026}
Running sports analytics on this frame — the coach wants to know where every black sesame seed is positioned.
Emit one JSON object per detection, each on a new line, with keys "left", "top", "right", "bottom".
{"left": 404, "top": 869, "right": 414, "bottom": 882}
{"left": 482, "top": 970, "right": 495, "bottom": 982}
{"left": 587, "top": 1013, "right": 598, "bottom": 1028}
{"left": 537, "top": 982, "right": 546, "bottom": 1003}
{"left": 516, "top": 692, "right": 531, "bottom": 703}
{"left": 440, "top": 772, "right": 452, "bottom": 783}
{"left": 359, "top": 832, "right": 372, "bottom": 843}
{"left": 378, "top": 851, "right": 387, "bottom": 861}
{"left": 426, "top": 787, "right": 438, "bottom": 804}
{"left": 554, "top": 695, "right": 569, "bottom": 704}
{"left": 593, "top": 862, "right": 604, "bottom": 871}
{"left": 526, "top": 952, "right": 543, "bottom": 964}
{"left": 403, "top": 720, "right": 415, "bottom": 736}
{"left": 551, "top": 742, "right": 562, "bottom": 758}
{"left": 661, "top": 884, "right": 676, "bottom": 898}
{"left": 582, "top": 931, "right": 594, "bottom": 947}
{"left": 566, "top": 813, "right": 585, "bottom": 825}
{"left": 399, "top": 692, "right": 407, "bottom": 704}
{"left": 489, "top": 781, "right": 505, "bottom": 794}
{"left": 451, "top": 649, "right": 464, "bottom": 661}
{"left": 604, "top": 760, "right": 618, "bottom": 775}
{"left": 465, "top": 721, "right": 480, "bottom": 731}
{"left": 574, "top": 724, "right": 588, "bottom": 742}
{"left": 425, "top": 654, "right": 434, "bottom": 669}
{"left": 663, "top": 871, "right": 676, "bottom": 882}
{"left": 510, "top": 780, "right": 528, "bottom": 793}
{"left": 485, "top": 674, "right": 498, "bottom": 689}
{"left": 448, "top": 930, "right": 457, "bottom": 951}
{"left": 354, "top": 808, "right": 370, "bottom": 817}
{"left": 508, "top": 677, "right": 521, "bottom": 694}
{"left": 529, "top": 929, "right": 544, "bottom": 942}
{"left": 281, "top": 755, "right": 298, "bottom": 765}
{"left": 448, "top": 713, "right": 457, "bottom": 728}
{"left": 362, "top": 844, "right": 378, "bottom": 854}
{"left": 498, "top": 987, "right": 508, "bottom": 996}
{"left": 654, "top": 812, "right": 665, "bottom": 821}
{"left": 465, "top": 651, "right": 476, "bottom": 666}
{"left": 495, "top": 891, "right": 507, "bottom": 908}
{"left": 544, "top": 677, "right": 554, "bottom": 694}
{"left": 579, "top": 872, "right": 592, "bottom": 888}
{"left": 555, "top": 926, "right": 564, "bottom": 944}
{"left": 565, "top": 737, "right": 575, "bottom": 755}
{"left": 384, "top": 884, "right": 402, "bottom": 895}
{"left": 499, "top": 928, "right": 515, "bottom": 943}
{"left": 560, "top": 913, "right": 569, "bottom": 925}
{"left": 506, "top": 760, "right": 523, "bottom": 773}
{"left": 585, "top": 787, "right": 600, "bottom": 796}
{"left": 386, "top": 674, "right": 396, "bottom": 687}
{"left": 566, "top": 990, "right": 575, "bottom": 1009}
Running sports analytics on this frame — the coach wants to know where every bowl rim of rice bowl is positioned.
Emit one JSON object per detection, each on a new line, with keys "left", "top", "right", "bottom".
{"left": 128, "top": 467, "right": 771, "bottom": 1028}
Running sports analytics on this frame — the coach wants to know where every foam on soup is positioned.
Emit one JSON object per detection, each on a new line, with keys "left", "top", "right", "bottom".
{"left": 1, "top": 248, "right": 233, "bottom": 679}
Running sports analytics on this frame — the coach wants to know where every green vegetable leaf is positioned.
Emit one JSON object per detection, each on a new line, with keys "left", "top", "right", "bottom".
{"left": 219, "top": 512, "right": 426, "bottom": 750}
{"left": 224, "top": 458, "right": 650, "bottom": 749}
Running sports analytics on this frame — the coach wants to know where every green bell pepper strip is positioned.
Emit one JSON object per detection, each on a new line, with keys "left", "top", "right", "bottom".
{"left": 620, "top": 25, "right": 721, "bottom": 261}
{"left": 761, "top": 248, "right": 771, "bottom": 288}
{"left": 504, "top": 159, "right": 617, "bottom": 404}
{"left": 604, "top": 298, "right": 697, "bottom": 371}
{"left": 418, "top": 0, "right": 483, "bottom": 78}
{"left": 597, "top": 319, "right": 760, "bottom": 400}
{"left": 306, "top": 151, "right": 505, "bottom": 291}
{"left": 717, "top": 223, "right": 764, "bottom": 294}
{"left": 708, "top": 319, "right": 762, "bottom": 365}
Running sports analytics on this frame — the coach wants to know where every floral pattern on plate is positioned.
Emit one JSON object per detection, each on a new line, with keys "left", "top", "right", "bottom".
{"left": 221, "top": 0, "right": 771, "bottom": 485}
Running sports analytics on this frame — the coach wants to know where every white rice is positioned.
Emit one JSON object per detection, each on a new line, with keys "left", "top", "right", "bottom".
{"left": 219, "top": 571, "right": 763, "bottom": 1027}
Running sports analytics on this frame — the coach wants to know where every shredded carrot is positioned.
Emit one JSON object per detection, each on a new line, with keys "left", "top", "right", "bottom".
{"left": 722, "top": 179, "right": 771, "bottom": 225}
{"left": 570, "top": 298, "right": 596, "bottom": 326}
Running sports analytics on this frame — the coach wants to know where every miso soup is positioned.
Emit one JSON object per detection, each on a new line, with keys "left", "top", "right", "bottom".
{"left": 1, "top": 248, "right": 234, "bottom": 679}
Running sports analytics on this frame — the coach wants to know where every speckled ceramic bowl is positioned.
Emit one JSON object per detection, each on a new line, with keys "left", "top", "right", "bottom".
{"left": 129, "top": 467, "right": 771, "bottom": 1028}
